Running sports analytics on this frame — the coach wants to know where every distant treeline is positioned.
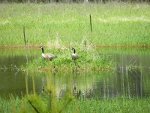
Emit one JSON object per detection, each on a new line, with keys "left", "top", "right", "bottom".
{"left": 0, "top": 0, "right": 150, "bottom": 3}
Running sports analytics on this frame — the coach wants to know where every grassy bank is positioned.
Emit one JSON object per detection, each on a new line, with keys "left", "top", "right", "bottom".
{"left": 65, "top": 98, "right": 150, "bottom": 113}
{"left": 0, "top": 3, "right": 150, "bottom": 46}
{"left": 1, "top": 96, "right": 150, "bottom": 113}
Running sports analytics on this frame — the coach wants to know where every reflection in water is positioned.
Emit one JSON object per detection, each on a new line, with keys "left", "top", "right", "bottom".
{"left": 115, "top": 54, "right": 146, "bottom": 98}
{"left": 114, "top": 66, "right": 143, "bottom": 98}
{"left": 0, "top": 69, "right": 43, "bottom": 98}
{"left": 92, "top": 53, "right": 150, "bottom": 99}
{"left": 0, "top": 49, "right": 150, "bottom": 99}
{"left": 128, "top": 67, "right": 143, "bottom": 97}
{"left": 0, "top": 55, "right": 42, "bottom": 98}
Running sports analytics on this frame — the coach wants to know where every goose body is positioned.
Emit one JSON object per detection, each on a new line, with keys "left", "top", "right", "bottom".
{"left": 71, "top": 48, "right": 79, "bottom": 60}
{"left": 41, "top": 46, "right": 57, "bottom": 61}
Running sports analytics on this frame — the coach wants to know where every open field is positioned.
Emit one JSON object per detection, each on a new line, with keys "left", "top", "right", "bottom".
{"left": 0, "top": 3, "right": 150, "bottom": 47}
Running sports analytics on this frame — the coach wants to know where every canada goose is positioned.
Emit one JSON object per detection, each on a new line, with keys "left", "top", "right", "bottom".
{"left": 40, "top": 46, "right": 57, "bottom": 61}
{"left": 71, "top": 48, "right": 79, "bottom": 60}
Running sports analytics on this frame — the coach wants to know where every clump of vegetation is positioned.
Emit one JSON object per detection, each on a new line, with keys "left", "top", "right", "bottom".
{"left": 26, "top": 46, "right": 114, "bottom": 73}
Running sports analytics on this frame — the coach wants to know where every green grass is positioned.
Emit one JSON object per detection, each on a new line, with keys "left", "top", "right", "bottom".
{"left": 64, "top": 98, "right": 150, "bottom": 113}
{"left": 1, "top": 96, "right": 150, "bottom": 113}
{"left": 26, "top": 46, "right": 114, "bottom": 73}
{"left": 0, "top": 3, "right": 150, "bottom": 46}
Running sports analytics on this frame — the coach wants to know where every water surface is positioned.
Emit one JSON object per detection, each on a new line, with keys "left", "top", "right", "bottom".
{"left": 0, "top": 48, "right": 150, "bottom": 99}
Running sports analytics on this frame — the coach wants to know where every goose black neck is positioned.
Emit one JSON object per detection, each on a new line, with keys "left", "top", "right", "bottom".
{"left": 41, "top": 47, "right": 44, "bottom": 53}
{"left": 72, "top": 48, "right": 76, "bottom": 54}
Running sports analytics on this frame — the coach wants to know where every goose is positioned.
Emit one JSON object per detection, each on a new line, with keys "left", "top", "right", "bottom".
{"left": 71, "top": 48, "right": 79, "bottom": 60}
{"left": 40, "top": 46, "right": 57, "bottom": 61}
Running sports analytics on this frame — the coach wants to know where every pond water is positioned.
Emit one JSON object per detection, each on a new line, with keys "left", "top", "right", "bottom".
{"left": 0, "top": 48, "right": 150, "bottom": 99}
